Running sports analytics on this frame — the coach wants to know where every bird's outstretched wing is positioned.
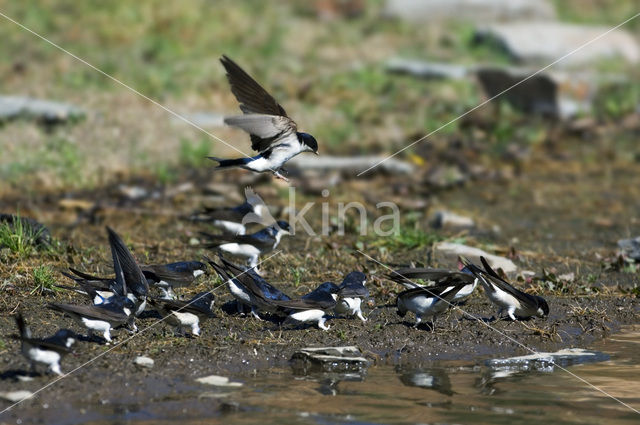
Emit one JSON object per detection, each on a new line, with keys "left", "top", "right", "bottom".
{"left": 220, "top": 55, "right": 289, "bottom": 117}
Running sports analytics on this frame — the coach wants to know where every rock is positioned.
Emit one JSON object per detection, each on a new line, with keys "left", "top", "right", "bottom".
{"left": 433, "top": 242, "right": 517, "bottom": 274}
{"left": 0, "top": 95, "right": 84, "bottom": 123}
{"left": 618, "top": 236, "right": 640, "bottom": 261}
{"left": 486, "top": 348, "right": 609, "bottom": 374}
{"left": 134, "top": 356, "right": 154, "bottom": 368}
{"left": 0, "top": 390, "right": 33, "bottom": 403}
{"left": 58, "top": 198, "right": 96, "bottom": 211}
{"left": 476, "top": 66, "right": 630, "bottom": 119}
{"left": 195, "top": 375, "right": 243, "bottom": 387}
{"left": 288, "top": 155, "right": 414, "bottom": 176}
{"left": 431, "top": 210, "right": 475, "bottom": 230}
{"left": 424, "top": 165, "right": 467, "bottom": 188}
{"left": 383, "top": 0, "right": 555, "bottom": 23}
{"left": 474, "top": 23, "right": 640, "bottom": 66}
{"left": 386, "top": 58, "right": 470, "bottom": 80}
{"left": 117, "top": 185, "right": 148, "bottom": 201}
{"left": 291, "top": 346, "right": 370, "bottom": 374}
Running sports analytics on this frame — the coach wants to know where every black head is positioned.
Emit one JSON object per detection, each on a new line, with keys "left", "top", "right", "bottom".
{"left": 275, "top": 220, "right": 291, "bottom": 234}
{"left": 341, "top": 271, "right": 366, "bottom": 287}
{"left": 536, "top": 296, "right": 550, "bottom": 317}
{"left": 297, "top": 132, "right": 319, "bottom": 155}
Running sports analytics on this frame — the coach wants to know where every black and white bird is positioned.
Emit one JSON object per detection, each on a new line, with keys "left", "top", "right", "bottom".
{"left": 334, "top": 271, "right": 369, "bottom": 322}
{"left": 274, "top": 287, "right": 337, "bottom": 331}
{"left": 208, "top": 55, "right": 319, "bottom": 182}
{"left": 208, "top": 256, "right": 289, "bottom": 318}
{"left": 141, "top": 261, "right": 207, "bottom": 299}
{"left": 202, "top": 220, "right": 291, "bottom": 268}
{"left": 48, "top": 298, "right": 133, "bottom": 343}
{"left": 396, "top": 282, "right": 468, "bottom": 329}
{"left": 464, "top": 256, "right": 549, "bottom": 321}
{"left": 388, "top": 260, "right": 477, "bottom": 304}
{"left": 149, "top": 292, "right": 215, "bottom": 337}
{"left": 190, "top": 187, "right": 269, "bottom": 235}
{"left": 12, "top": 313, "right": 77, "bottom": 376}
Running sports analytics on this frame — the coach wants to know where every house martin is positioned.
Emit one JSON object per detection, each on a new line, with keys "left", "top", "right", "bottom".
{"left": 141, "top": 260, "right": 207, "bottom": 299}
{"left": 273, "top": 289, "right": 337, "bottom": 331}
{"left": 388, "top": 260, "right": 477, "bottom": 303}
{"left": 464, "top": 256, "right": 549, "bottom": 321}
{"left": 190, "top": 187, "right": 270, "bottom": 235}
{"left": 396, "top": 281, "right": 468, "bottom": 329}
{"left": 202, "top": 220, "right": 291, "bottom": 268}
{"left": 149, "top": 292, "right": 215, "bottom": 337}
{"left": 208, "top": 256, "right": 289, "bottom": 318}
{"left": 208, "top": 55, "right": 319, "bottom": 182}
{"left": 12, "top": 313, "right": 77, "bottom": 376}
{"left": 48, "top": 299, "right": 133, "bottom": 343}
{"left": 335, "top": 271, "right": 369, "bottom": 322}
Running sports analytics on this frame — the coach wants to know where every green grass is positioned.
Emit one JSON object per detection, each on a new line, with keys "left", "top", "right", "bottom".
{"left": 370, "top": 226, "right": 442, "bottom": 251}
{"left": 31, "top": 265, "right": 58, "bottom": 295}
{"left": 0, "top": 214, "right": 46, "bottom": 257}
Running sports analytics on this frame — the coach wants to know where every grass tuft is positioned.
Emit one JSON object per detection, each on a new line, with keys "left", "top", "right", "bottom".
{"left": 31, "top": 265, "right": 58, "bottom": 295}
{"left": 0, "top": 214, "right": 45, "bottom": 257}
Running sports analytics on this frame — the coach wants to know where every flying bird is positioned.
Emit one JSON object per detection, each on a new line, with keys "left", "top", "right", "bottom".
{"left": 208, "top": 55, "right": 319, "bottom": 182}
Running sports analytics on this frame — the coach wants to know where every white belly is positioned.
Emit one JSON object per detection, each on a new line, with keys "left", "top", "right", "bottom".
{"left": 402, "top": 296, "right": 447, "bottom": 318}
{"left": 289, "top": 309, "right": 325, "bottom": 323}
{"left": 81, "top": 317, "right": 112, "bottom": 333}
{"left": 335, "top": 297, "right": 361, "bottom": 316}
{"left": 28, "top": 348, "right": 61, "bottom": 367}
{"left": 228, "top": 280, "right": 251, "bottom": 304}
{"left": 169, "top": 311, "right": 199, "bottom": 327}
{"left": 219, "top": 243, "right": 261, "bottom": 258}
{"left": 212, "top": 220, "right": 246, "bottom": 235}
{"left": 487, "top": 285, "right": 522, "bottom": 310}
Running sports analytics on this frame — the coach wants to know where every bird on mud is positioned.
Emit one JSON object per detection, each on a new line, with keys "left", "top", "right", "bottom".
{"left": 396, "top": 281, "right": 469, "bottom": 330}
{"left": 12, "top": 313, "right": 77, "bottom": 376}
{"left": 333, "top": 271, "right": 369, "bottom": 322}
{"left": 208, "top": 55, "right": 319, "bottom": 182}
{"left": 141, "top": 261, "right": 207, "bottom": 299}
{"left": 275, "top": 287, "right": 337, "bottom": 331}
{"left": 149, "top": 292, "right": 215, "bottom": 337}
{"left": 462, "top": 256, "right": 549, "bottom": 321}
{"left": 189, "top": 187, "right": 270, "bottom": 235}
{"left": 387, "top": 258, "right": 477, "bottom": 304}
{"left": 201, "top": 220, "right": 291, "bottom": 269}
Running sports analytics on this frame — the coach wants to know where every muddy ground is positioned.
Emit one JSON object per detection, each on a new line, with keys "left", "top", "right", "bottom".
{"left": 0, "top": 152, "right": 639, "bottom": 423}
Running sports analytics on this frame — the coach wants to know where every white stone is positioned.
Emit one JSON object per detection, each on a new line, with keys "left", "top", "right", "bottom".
{"left": 195, "top": 375, "right": 243, "bottom": 387}
{"left": 433, "top": 242, "right": 517, "bottom": 274}
{"left": 0, "top": 390, "right": 33, "bottom": 403}
{"left": 134, "top": 356, "right": 154, "bottom": 368}
{"left": 431, "top": 210, "right": 475, "bottom": 230}
{"left": 475, "top": 22, "right": 640, "bottom": 66}
{"left": 383, "top": 0, "right": 555, "bottom": 23}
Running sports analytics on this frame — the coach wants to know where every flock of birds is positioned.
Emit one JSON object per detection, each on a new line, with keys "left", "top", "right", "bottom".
{"left": 10, "top": 56, "right": 549, "bottom": 378}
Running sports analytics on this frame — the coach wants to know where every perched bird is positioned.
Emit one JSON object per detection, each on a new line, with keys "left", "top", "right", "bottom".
{"left": 202, "top": 220, "right": 291, "bottom": 268}
{"left": 48, "top": 298, "right": 133, "bottom": 343}
{"left": 387, "top": 260, "right": 477, "bottom": 304}
{"left": 12, "top": 313, "right": 77, "bottom": 376}
{"left": 58, "top": 268, "right": 121, "bottom": 305}
{"left": 208, "top": 256, "right": 289, "bottom": 318}
{"left": 334, "top": 271, "right": 369, "bottom": 322}
{"left": 396, "top": 282, "right": 468, "bottom": 329}
{"left": 208, "top": 55, "right": 319, "bottom": 182}
{"left": 274, "top": 288, "right": 337, "bottom": 331}
{"left": 141, "top": 261, "right": 207, "bottom": 299}
{"left": 149, "top": 292, "right": 215, "bottom": 337}
{"left": 190, "top": 187, "right": 269, "bottom": 235}
{"left": 106, "top": 226, "right": 149, "bottom": 313}
{"left": 464, "top": 257, "right": 549, "bottom": 321}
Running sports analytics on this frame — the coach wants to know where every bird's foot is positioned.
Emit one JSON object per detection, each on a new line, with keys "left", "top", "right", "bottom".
{"left": 272, "top": 170, "right": 290, "bottom": 182}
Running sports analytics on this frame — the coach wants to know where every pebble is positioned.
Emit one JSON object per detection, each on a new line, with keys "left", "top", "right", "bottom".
{"left": 134, "top": 356, "right": 154, "bottom": 368}
{"left": 433, "top": 242, "right": 517, "bottom": 274}
{"left": 0, "top": 390, "right": 33, "bottom": 403}
{"left": 431, "top": 210, "right": 475, "bottom": 230}
{"left": 195, "top": 375, "right": 243, "bottom": 387}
